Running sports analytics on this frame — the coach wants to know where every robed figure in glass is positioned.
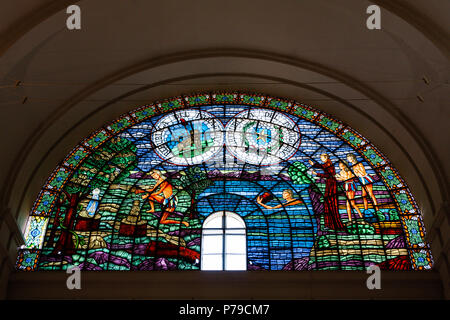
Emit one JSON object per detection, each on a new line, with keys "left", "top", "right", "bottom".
{"left": 309, "top": 154, "right": 345, "bottom": 231}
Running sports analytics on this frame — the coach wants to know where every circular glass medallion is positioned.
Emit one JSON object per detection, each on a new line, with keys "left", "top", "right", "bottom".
{"left": 225, "top": 108, "right": 301, "bottom": 165}
{"left": 151, "top": 109, "right": 224, "bottom": 165}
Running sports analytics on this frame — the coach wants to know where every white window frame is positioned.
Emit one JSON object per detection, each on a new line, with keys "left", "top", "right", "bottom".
{"left": 201, "top": 211, "right": 247, "bottom": 271}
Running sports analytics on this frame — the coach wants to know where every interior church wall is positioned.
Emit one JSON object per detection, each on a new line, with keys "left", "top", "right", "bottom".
{"left": 0, "top": 0, "right": 448, "bottom": 299}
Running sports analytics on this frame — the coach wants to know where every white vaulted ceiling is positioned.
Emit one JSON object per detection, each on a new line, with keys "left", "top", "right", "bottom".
{"left": 0, "top": 0, "right": 448, "bottom": 233}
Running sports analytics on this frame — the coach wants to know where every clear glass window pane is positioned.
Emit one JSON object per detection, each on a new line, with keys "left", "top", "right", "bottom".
{"left": 225, "top": 234, "right": 246, "bottom": 254}
{"left": 204, "top": 212, "right": 223, "bottom": 228}
{"left": 202, "top": 234, "right": 223, "bottom": 254}
{"left": 201, "top": 211, "right": 247, "bottom": 271}
{"left": 226, "top": 215, "right": 245, "bottom": 228}
{"left": 202, "top": 254, "right": 223, "bottom": 270}
{"left": 225, "top": 254, "right": 247, "bottom": 270}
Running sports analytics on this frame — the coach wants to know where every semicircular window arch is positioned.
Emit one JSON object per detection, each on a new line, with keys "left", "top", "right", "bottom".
{"left": 17, "top": 92, "right": 433, "bottom": 271}
{"left": 201, "top": 211, "right": 247, "bottom": 271}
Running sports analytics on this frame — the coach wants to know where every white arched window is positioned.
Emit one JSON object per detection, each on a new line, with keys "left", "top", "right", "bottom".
{"left": 201, "top": 211, "right": 247, "bottom": 270}
{"left": 18, "top": 94, "right": 432, "bottom": 273}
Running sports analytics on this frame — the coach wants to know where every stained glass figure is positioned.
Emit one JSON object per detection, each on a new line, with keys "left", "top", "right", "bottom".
{"left": 86, "top": 188, "right": 100, "bottom": 217}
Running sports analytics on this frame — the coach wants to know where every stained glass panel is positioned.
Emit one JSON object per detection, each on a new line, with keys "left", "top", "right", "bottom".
{"left": 17, "top": 92, "right": 432, "bottom": 271}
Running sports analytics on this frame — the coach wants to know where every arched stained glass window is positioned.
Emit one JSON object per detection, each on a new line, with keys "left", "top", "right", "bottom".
{"left": 17, "top": 92, "right": 433, "bottom": 271}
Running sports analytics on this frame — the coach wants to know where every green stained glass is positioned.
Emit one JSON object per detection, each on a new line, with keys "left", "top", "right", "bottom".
{"left": 185, "top": 94, "right": 210, "bottom": 106}
{"left": 411, "top": 250, "right": 432, "bottom": 269}
{"left": 404, "top": 218, "right": 424, "bottom": 246}
{"left": 240, "top": 94, "right": 264, "bottom": 105}
{"left": 132, "top": 105, "right": 157, "bottom": 121}
{"left": 108, "top": 117, "right": 132, "bottom": 134}
{"left": 158, "top": 99, "right": 183, "bottom": 112}
{"left": 379, "top": 167, "right": 403, "bottom": 188}
{"left": 341, "top": 130, "right": 363, "bottom": 148}
{"left": 84, "top": 130, "right": 109, "bottom": 149}
{"left": 268, "top": 98, "right": 290, "bottom": 111}
{"left": 213, "top": 93, "right": 237, "bottom": 103}
{"left": 64, "top": 147, "right": 89, "bottom": 169}
{"left": 319, "top": 115, "right": 341, "bottom": 132}
{"left": 393, "top": 191, "right": 415, "bottom": 213}
{"left": 362, "top": 146, "right": 385, "bottom": 167}
{"left": 47, "top": 167, "right": 71, "bottom": 191}
{"left": 34, "top": 191, "right": 58, "bottom": 216}
{"left": 16, "top": 250, "right": 40, "bottom": 271}
{"left": 292, "top": 105, "right": 316, "bottom": 120}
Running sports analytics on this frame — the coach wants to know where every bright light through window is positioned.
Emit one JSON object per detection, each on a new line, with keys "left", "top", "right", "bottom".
{"left": 201, "top": 211, "right": 246, "bottom": 271}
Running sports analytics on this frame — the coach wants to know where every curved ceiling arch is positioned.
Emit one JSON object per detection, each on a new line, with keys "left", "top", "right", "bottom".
{"left": 373, "top": 0, "right": 450, "bottom": 60}
{"left": 0, "top": 0, "right": 81, "bottom": 57}
{"left": 1, "top": 0, "right": 448, "bottom": 60}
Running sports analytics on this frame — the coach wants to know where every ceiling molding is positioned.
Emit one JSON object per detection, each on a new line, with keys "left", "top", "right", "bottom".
{"left": 1, "top": 1, "right": 447, "bottom": 62}
{"left": 373, "top": 0, "right": 450, "bottom": 60}
{"left": 0, "top": 0, "right": 80, "bottom": 57}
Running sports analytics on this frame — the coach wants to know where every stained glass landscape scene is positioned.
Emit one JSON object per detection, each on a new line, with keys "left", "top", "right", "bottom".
{"left": 17, "top": 93, "right": 432, "bottom": 271}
